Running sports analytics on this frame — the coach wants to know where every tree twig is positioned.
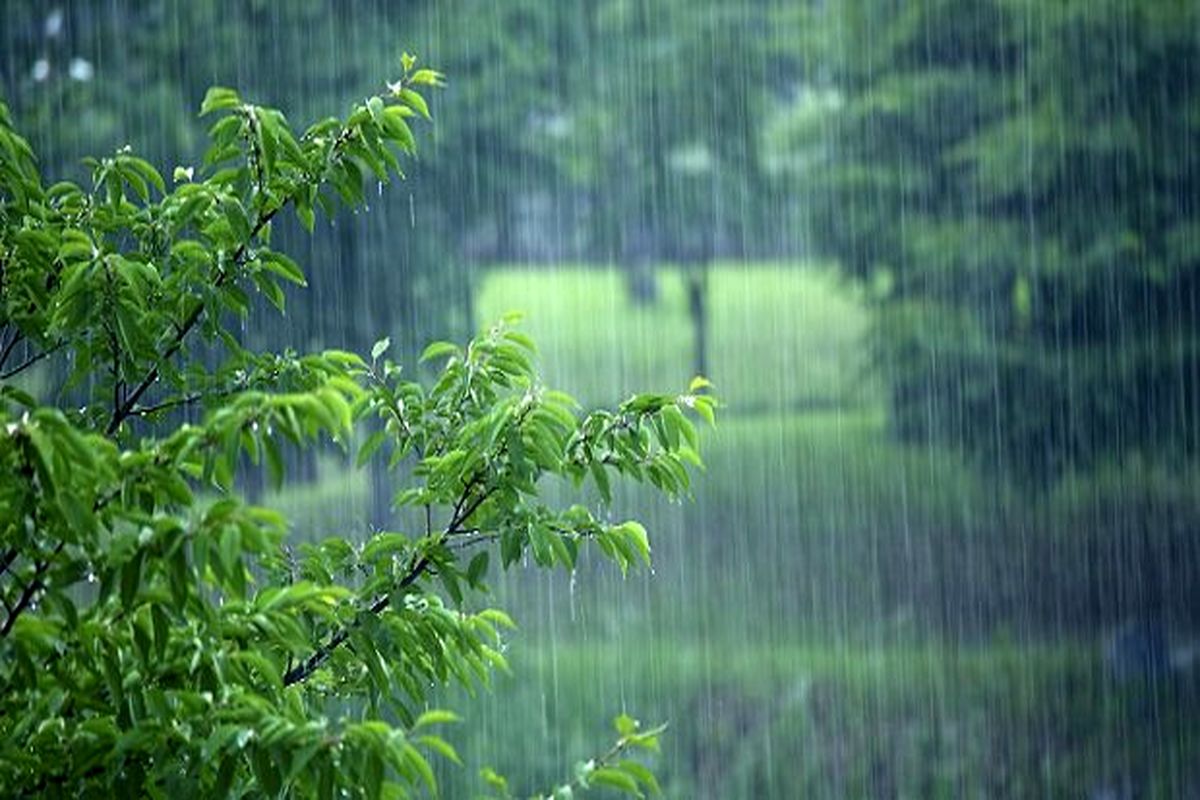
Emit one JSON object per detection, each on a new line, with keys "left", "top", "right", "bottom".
{"left": 0, "top": 547, "right": 17, "bottom": 576}
{"left": 128, "top": 391, "right": 206, "bottom": 416}
{"left": 535, "top": 723, "right": 669, "bottom": 799}
{"left": 0, "top": 342, "right": 62, "bottom": 380}
{"left": 104, "top": 207, "right": 279, "bottom": 435}
{"left": 282, "top": 481, "right": 494, "bottom": 687}
{"left": 0, "top": 541, "right": 65, "bottom": 638}
{"left": 446, "top": 532, "right": 496, "bottom": 551}
{"left": 282, "top": 552, "right": 428, "bottom": 687}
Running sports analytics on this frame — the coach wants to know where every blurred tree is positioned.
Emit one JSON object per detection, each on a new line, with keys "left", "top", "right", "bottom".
{"left": 780, "top": 0, "right": 1200, "bottom": 480}
{"left": 1, "top": 0, "right": 800, "bottom": 386}
{"left": 563, "top": 0, "right": 790, "bottom": 377}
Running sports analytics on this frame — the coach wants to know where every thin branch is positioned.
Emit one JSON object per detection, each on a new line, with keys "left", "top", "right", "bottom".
{"left": 282, "top": 356, "right": 535, "bottom": 688}
{"left": 0, "top": 541, "right": 64, "bottom": 639}
{"left": 104, "top": 257, "right": 123, "bottom": 421}
{"left": 447, "top": 486, "right": 492, "bottom": 535}
{"left": 105, "top": 206, "right": 280, "bottom": 435}
{"left": 282, "top": 552, "right": 429, "bottom": 687}
{"left": 0, "top": 342, "right": 62, "bottom": 380}
{"left": 108, "top": 112, "right": 365, "bottom": 437}
{"left": 448, "top": 473, "right": 483, "bottom": 529}
{"left": 536, "top": 723, "right": 670, "bottom": 798}
{"left": 282, "top": 480, "right": 494, "bottom": 688}
{"left": 0, "top": 547, "right": 17, "bottom": 576}
{"left": 128, "top": 391, "right": 205, "bottom": 417}
{"left": 446, "top": 532, "right": 496, "bottom": 551}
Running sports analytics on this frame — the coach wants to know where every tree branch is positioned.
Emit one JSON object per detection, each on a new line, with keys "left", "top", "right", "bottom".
{"left": 282, "top": 552, "right": 429, "bottom": 687}
{"left": 446, "top": 532, "right": 496, "bottom": 551}
{"left": 0, "top": 341, "right": 62, "bottom": 380}
{"left": 536, "top": 723, "right": 669, "bottom": 799}
{"left": 128, "top": 391, "right": 206, "bottom": 417}
{"left": 282, "top": 480, "right": 495, "bottom": 688}
{"left": 107, "top": 113, "right": 366, "bottom": 437}
{"left": 447, "top": 486, "right": 491, "bottom": 534}
{"left": 0, "top": 541, "right": 64, "bottom": 639}
{"left": 105, "top": 207, "right": 280, "bottom": 435}
{"left": 0, "top": 547, "right": 17, "bottom": 576}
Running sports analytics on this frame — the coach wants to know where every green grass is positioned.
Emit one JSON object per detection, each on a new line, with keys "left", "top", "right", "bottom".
{"left": 436, "top": 639, "right": 1200, "bottom": 798}
{"left": 471, "top": 407, "right": 1008, "bottom": 645}
{"left": 476, "top": 262, "right": 877, "bottom": 411}
{"left": 261, "top": 455, "right": 370, "bottom": 539}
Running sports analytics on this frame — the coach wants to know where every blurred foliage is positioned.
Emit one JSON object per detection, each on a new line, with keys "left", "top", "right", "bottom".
{"left": 782, "top": 0, "right": 1200, "bottom": 478}
{"left": 0, "top": 64, "right": 716, "bottom": 795}
{"left": 5, "top": 0, "right": 1192, "bottom": 480}
{"left": 0, "top": 0, "right": 801, "bottom": 292}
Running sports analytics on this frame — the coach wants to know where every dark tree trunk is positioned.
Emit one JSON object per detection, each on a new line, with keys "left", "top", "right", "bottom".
{"left": 686, "top": 263, "right": 710, "bottom": 380}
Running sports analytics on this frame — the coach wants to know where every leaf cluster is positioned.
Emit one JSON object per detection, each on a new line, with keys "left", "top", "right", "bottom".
{"left": 1, "top": 57, "right": 712, "bottom": 797}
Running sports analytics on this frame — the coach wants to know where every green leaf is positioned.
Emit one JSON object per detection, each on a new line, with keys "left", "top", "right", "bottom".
{"left": 420, "top": 340, "right": 460, "bottom": 363}
{"left": 200, "top": 86, "right": 242, "bottom": 116}
{"left": 122, "top": 156, "right": 166, "bottom": 195}
{"left": 466, "top": 551, "right": 489, "bottom": 585}
{"left": 618, "top": 760, "right": 662, "bottom": 796}
{"left": 413, "top": 709, "right": 460, "bottom": 729}
{"left": 477, "top": 608, "right": 516, "bottom": 630}
{"left": 692, "top": 395, "right": 716, "bottom": 428}
{"left": 260, "top": 251, "right": 306, "bottom": 286}
{"left": 371, "top": 337, "right": 391, "bottom": 361}
{"left": 357, "top": 430, "right": 388, "bottom": 468}
{"left": 398, "top": 89, "right": 431, "bottom": 120}
{"left": 296, "top": 202, "right": 315, "bottom": 233}
{"left": 481, "top": 768, "right": 509, "bottom": 793}
{"left": 417, "top": 734, "right": 462, "bottom": 766}
{"left": 589, "top": 767, "right": 641, "bottom": 796}
{"left": 590, "top": 461, "right": 612, "bottom": 504}
{"left": 120, "top": 550, "right": 144, "bottom": 610}
{"left": 151, "top": 605, "right": 171, "bottom": 661}
{"left": 403, "top": 742, "right": 438, "bottom": 795}
{"left": 409, "top": 69, "right": 446, "bottom": 87}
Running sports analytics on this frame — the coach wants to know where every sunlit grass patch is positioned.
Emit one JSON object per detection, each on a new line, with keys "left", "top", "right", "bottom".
{"left": 476, "top": 261, "right": 877, "bottom": 411}
{"left": 262, "top": 455, "right": 370, "bottom": 540}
